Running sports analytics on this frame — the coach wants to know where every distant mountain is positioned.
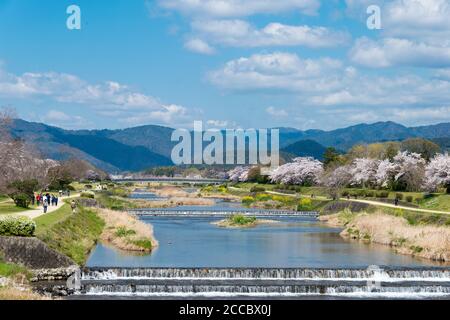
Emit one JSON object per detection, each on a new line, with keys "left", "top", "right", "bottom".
{"left": 281, "top": 139, "right": 328, "bottom": 161}
{"left": 9, "top": 119, "right": 450, "bottom": 172}
{"left": 11, "top": 119, "right": 172, "bottom": 172}
{"left": 433, "top": 137, "right": 450, "bottom": 152}
{"left": 279, "top": 122, "right": 450, "bottom": 151}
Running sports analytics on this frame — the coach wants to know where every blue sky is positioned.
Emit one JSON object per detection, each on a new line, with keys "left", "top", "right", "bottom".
{"left": 0, "top": 0, "right": 450, "bottom": 130}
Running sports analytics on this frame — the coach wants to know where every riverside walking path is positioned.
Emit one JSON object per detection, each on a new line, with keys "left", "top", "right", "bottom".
{"left": 262, "top": 190, "right": 450, "bottom": 216}
{"left": 0, "top": 194, "right": 80, "bottom": 220}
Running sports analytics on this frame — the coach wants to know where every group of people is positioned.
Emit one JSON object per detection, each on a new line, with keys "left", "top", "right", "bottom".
{"left": 35, "top": 193, "right": 59, "bottom": 213}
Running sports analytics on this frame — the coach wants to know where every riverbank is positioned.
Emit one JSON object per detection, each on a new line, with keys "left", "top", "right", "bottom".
{"left": 212, "top": 215, "right": 279, "bottom": 228}
{"left": 96, "top": 208, "right": 158, "bottom": 252}
{"left": 320, "top": 210, "right": 450, "bottom": 262}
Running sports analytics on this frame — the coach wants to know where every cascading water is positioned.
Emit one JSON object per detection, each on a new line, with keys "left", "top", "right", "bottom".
{"left": 77, "top": 267, "right": 450, "bottom": 299}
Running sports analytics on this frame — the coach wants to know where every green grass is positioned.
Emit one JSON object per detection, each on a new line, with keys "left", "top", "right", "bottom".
{"left": 0, "top": 255, "right": 31, "bottom": 280}
{"left": 96, "top": 193, "right": 137, "bottom": 211}
{"left": 418, "top": 194, "right": 450, "bottom": 212}
{"left": 34, "top": 204, "right": 73, "bottom": 236}
{"left": 0, "top": 200, "right": 34, "bottom": 215}
{"left": 228, "top": 214, "right": 257, "bottom": 226}
{"left": 115, "top": 227, "right": 136, "bottom": 238}
{"left": 36, "top": 206, "right": 105, "bottom": 265}
{"left": 130, "top": 239, "right": 152, "bottom": 250}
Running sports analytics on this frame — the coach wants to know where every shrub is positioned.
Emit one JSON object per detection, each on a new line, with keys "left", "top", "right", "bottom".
{"left": 84, "top": 184, "right": 93, "bottom": 189}
{"left": 255, "top": 193, "right": 271, "bottom": 202}
{"left": 11, "top": 193, "right": 31, "bottom": 208}
{"left": 406, "top": 196, "right": 413, "bottom": 203}
{"left": 395, "top": 193, "right": 404, "bottom": 200}
{"left": 365, "top": 191, "right": 375, "bottom": 198}
{"left": 297, "top": 198, "right": 313, "bottom": 211}
{"left": 241, "top": 196, "right": 255, "bottom": 205}
{"left": 377, "top": 191, "right": 389, "bottom": 198}
{"left": 0, "top": 217, "right": 36, "bottom": 237}
{"left": 67, "top": 185, "right": 76, "bottom": 191}
{"left": 250, "top": 186, "right": 266, "bottom": 193}
{"left": 80, "top": 192, "right": 95, "bottom": 199}
{"left": 229, "top": 214, "right": 256, "bottom": 225}
{"left": 115, "top": 227, "right": 136, "bottom": 238}
{"left": 342, "top": 191, "right": 349, "bottom": 197}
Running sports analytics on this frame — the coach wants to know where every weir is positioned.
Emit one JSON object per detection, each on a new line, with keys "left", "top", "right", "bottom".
{"left": 132, "top": 208, "right": 318, "bottom": 217}
{"left": 77, "top": 267, "right": 450, "bottom": 299}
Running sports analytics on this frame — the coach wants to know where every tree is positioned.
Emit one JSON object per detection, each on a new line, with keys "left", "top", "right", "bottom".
{"left": 320, "top": 165, "right": 352, "bottom": 200}
{"left": 227, "top": 166, "right": 251, "bottom": 182}
{"left": 401, "top": 138, "right": 440, "bottom": 161}
{"left": 7, "top": 179, "right": 39, "bottom": 208}
{"left": 349, "top": 158, "right": 379, "bottom": 188}
{"left": 424, "top": 153, "right": 450, "bottom": 193}
{"left": 270, "top": 157, "right": 323, "bottom": 185}
{"left": 376, "top": 151, "right": 425, "bottom": 191}
{"left": 323, "top": 147, "right": 343, "bottom": 168}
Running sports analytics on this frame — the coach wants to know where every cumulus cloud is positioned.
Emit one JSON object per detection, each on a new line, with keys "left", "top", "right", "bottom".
{"left": 184, "top": 38, "right": 216, "bottom": 54}
{"left": 208, "top": 52, "right": 450, "bottom": 110}
{"left": 158, "top": 0, "right": 320, "bottom": 17}
{"left": 43, "top": 110, "right": 91, "bottom": 129}
{"left": 349, "top": 37, "right": 450, "bottom": 68}
{"left": 190, "top": 20, "right": 350, "bottom": 49}
{"left": 0, "top": 66, "right": 195, "bottom": 126}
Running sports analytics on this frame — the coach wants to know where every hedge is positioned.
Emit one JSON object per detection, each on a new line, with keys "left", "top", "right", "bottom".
{"left": 0, "top": 216, "right": 36, "bottom": 237}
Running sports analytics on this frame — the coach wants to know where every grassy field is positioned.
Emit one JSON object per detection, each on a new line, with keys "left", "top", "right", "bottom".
{"left": 0, "top": 200, "right": 34, "bottom": 215}
{"left": 36, "top": 206, "right": 105, "bottom": 265}
{"left": 417, "top": 194, "right": 450, "bottom": 212}
{"left": 34, "top": 204, "right": 73, "bottom": 236}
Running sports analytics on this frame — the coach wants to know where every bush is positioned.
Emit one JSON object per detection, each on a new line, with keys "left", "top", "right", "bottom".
{"left": 406, "top": 196, "right": 413, "bottom": 203}
{"left": 67, "top": 185, "right": 76, "bottom": 191}
{"left": 377, "top": 191, "right": 389, "bottom": 198}
{"left": 250, "top": 186, "right": 266, "bottom": 193}
{"left": 241, "top": 196, "right": 255, "bottom": 205}
{"left": 365, "top": 191, "right": 375, "bottom": 198}
{"left": 80, "top": 192, "right": 95, "bottom": 199}
{"left": 0, "top": 217, "right": 36, "bottom": 237}
{"left": 11, "top": 193, "right": 31, "bottom": 208}
{"left": 84, "top": 184, "right": 93, "bottom": 189}
{"left": 342, "top": 191, "right": 349, "bottom": 197}
{"left": 297, "top": 198, "right": 313, "bottom": 211}
{"left": 395, "top": 193, "right": 404, "bottom": 200}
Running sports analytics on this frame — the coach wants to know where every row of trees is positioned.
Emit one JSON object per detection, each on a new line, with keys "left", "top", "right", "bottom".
{"left": 228, "top": 151, "right": 450, "bottom": 194}
{"left": 0, "top": 108, "right": 109, "bottom": 207}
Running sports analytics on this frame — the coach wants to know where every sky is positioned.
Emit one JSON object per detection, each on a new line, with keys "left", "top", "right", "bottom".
{"left": 0, "top": 0, "right": 450, "bottom": 131}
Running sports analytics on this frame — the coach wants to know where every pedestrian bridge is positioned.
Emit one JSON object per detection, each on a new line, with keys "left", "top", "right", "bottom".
{"left": 132, "top": 208, "right": 318, "bottom": 217}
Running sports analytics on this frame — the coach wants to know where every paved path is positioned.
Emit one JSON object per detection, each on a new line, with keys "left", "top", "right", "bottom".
{"left": 264, "top": 190, "right": 450, "bottom": 215}
{"left": 0, "top": 194, "right": 79, "bottom": 220}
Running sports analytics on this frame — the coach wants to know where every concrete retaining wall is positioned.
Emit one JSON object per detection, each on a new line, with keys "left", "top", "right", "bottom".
{"left": 0, "top": 236, "right": 76, "bottom": 269}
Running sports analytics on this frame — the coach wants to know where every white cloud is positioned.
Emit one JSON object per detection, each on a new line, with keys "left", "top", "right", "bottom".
{"left": 158, "top": 0, "right": 320, "bottom": 17}
{"left": 184, "top": 38, "right": 216, "bottom": 54}
{"left": 209, "top": 52, "right": 450, "bottom": 109}
{"left": 209, "top": 52, "right": 343, "bottom": 92}
{"left": 190, "top": 20, "right": 350, "bottom": 49}
{"left": 266, "top": 106, "right": 288, "bottom": 117}
{"left": 350, "top": 37, "right": 450, "bottom": 68}
{"left": 0, "top": 66, "right": 196, "bottom": 126}
{"left": 43, "top": 110, "right": 91, "bottom": 129}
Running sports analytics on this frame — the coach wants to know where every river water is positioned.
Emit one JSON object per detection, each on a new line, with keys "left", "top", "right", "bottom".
{"left": 87, "top": 207, "right": 438, "bottom": 269}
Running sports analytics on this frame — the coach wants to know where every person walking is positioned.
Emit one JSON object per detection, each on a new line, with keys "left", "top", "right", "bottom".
{"left": 43, "top": 198, "right": 48, "bottom": 214}
{"left": 55, "top": 196, "right": 59, "bottom": 206}
{"left": 70, "top": 200, "right": 77, "bottom": 213}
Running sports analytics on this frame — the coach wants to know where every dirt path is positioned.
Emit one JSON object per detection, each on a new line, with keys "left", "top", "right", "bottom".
{"left": 0, "top": 194, "right": 80, "bottom": 220}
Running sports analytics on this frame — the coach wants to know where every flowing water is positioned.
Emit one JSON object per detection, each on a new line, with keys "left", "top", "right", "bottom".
{"left": 82, "top": 195, "right": 450, "bottom": 299}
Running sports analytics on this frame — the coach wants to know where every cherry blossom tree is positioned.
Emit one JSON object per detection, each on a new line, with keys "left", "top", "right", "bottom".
{"left": 270, "top": 157, "right": 323, "bottom": 185}
{"left": 349, "top": 158, "right": 379, "bottom": 188}
{"left": 424, "top": 153, "right": 450, "bottom": 193}
{"left": 375, "top": 151, "right": 425, "bottom": 191}
{"left": 227, "top": 166, "right": 251, "bottom": 182}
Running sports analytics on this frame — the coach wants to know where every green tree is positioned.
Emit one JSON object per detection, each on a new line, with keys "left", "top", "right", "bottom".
{"left": 7, "top": 179, "right": 39, "bottom": 208}
{"left": 323, "top": 147, "right": 343, "bottom": 167}
{"left": 401, "top": 138, "right": 440, "bottom": 160}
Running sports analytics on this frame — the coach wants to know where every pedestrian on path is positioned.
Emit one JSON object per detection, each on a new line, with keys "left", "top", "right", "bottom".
{"left": 70, "top": 200, "right": 77, "bottom": 213}
{"left": 43, "top": 198, "right": 48, "bottom": 213}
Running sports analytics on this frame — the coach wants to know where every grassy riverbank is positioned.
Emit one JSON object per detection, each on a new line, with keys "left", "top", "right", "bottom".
{"left": 320, "top": 209, "right": 450, "bottom": 262}
{"left": 36, "top": 205, "right": 105, "bottom": 265}
{"left": 213, "top": 214, "right": 278, "bottom": 228}
{"left": 97, "top": 208, "right": 158, "bottom": 252}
